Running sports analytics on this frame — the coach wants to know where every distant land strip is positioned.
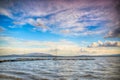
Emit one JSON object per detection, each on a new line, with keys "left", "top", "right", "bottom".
{"left": 0, "top": 57, "right": 95, "bottom": 63}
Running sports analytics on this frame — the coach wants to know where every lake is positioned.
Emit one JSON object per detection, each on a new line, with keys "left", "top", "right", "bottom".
{"left": 0, "top": 57, "right": 120, "bottom": 80}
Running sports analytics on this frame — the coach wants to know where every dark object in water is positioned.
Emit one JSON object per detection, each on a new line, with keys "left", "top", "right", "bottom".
{"left": 0, "top": 57, "right": 95, "bottom": 63}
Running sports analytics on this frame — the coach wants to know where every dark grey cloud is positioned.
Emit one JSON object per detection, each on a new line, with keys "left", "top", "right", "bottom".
{"left": 105, "top": 27, "right": 120, "bottom": 38}
{"left": 105, "top": 0, "right": 120, "bottom": 38}
{"left": 114, "top": 0, "right": 120, "bottom": 15}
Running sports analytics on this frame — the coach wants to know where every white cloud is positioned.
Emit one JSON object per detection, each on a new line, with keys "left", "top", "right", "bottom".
{"left": 0, "top": 0, "right": 118, "bottom": 36}
{"left": 0, "top": 36, "right": 81, "bottom": 56}
{"left": 0, "top": 8, "right": 12, "bottom": 18}
{"left": 27, "top": 18, "right": 49, "bottom": 32}
{"left": 0, "top": 36, "right": 120, "bottom": 56}
{"left": 88, "top": 40, "right": 120, "bottom": 48}
{"left": 13, "top": 21, "right": 26, "bottom": 25}
{"left": 0, "top": 26, "right": 6, "bottom": 32}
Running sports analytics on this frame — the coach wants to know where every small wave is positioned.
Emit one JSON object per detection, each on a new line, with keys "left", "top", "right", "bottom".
{"left": 0, "top": 70, "right": 50, "bottom": 80}
{"left": 0, "top": 73, "right": 24, "bottom": 80}
{"left": 80, "top": 74, "right": 99, "bottom": 79}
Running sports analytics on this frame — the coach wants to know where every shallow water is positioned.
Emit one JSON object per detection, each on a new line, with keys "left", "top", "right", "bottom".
{"left": 0, "top": 57, "right": 120, "bottom": 80}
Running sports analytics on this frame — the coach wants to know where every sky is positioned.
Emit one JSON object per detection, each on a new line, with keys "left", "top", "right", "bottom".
{"left": 0, "top": 0, "right": 120, "bottom": 56}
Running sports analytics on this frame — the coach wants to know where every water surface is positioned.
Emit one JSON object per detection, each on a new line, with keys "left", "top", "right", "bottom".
{"left": 0, "top": 57, "right": 120, "bottom": 80}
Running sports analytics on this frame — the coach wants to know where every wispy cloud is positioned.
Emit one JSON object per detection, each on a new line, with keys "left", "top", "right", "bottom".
{"left": 27, "top": 18, "right": 49, "bottom": 32}
{"left": 0, "top": 7, "right": 12, "bottom": 18}
{"left": 104, "top": 27, "right": 120, "bottom": 38}
{"left": 0, "top": 26, "right": 6, "bottom": 32}
{"left": 0, "top": 0, "right": 120, "bottom": 56}
{"left": 0, "top": 0, "right": 119, "bottom": 37}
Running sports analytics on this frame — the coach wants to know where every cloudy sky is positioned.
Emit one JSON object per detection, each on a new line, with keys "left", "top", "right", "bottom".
{"left": 0, "top": 0, "right": 120, "bottom": 56}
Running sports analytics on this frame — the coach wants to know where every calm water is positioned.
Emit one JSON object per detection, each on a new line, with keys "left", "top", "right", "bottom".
{"left": 0, "top": 57, "right": 120, "bottom": 80}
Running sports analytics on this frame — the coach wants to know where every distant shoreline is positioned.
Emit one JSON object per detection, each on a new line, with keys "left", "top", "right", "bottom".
{"left": 0, "top": 56, "right": 120, "bottom": 63}
{"left": 0, "top": 57, "right": 95, "bottom": 63}
{"left": 0, "top": 56, "right": 120, "bottom": 57}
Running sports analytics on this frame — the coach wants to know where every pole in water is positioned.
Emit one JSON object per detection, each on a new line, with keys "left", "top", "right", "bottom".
{"left": 53, "top": 48, "right": 58, "bottom": 60}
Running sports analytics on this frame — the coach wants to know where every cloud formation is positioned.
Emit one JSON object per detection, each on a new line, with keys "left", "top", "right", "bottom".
{"left": 0, "top": 7, "right": 12, "bottom": 18}
{"left": 0, "top": 36, "right": 81, "bottom": 56}
{"left": 27, "top": 18, "right": 49, "bottom": 32}
{"left": 104, "top": 26, "right": 120, "bottom": 38}
{"left": 0, "top": 36, "right": 120, "bottom": 56}
{"left": 0, "top": 26, "right": 5, "bottom": 32}
{"left": 88, "top": 41, "right": 120, "bottom": 48}
{"left": 0, "top": 0, "right": 119, "bottom": 37}
{"left": 0, "top": 0, "right": 120, "bottom": 56}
